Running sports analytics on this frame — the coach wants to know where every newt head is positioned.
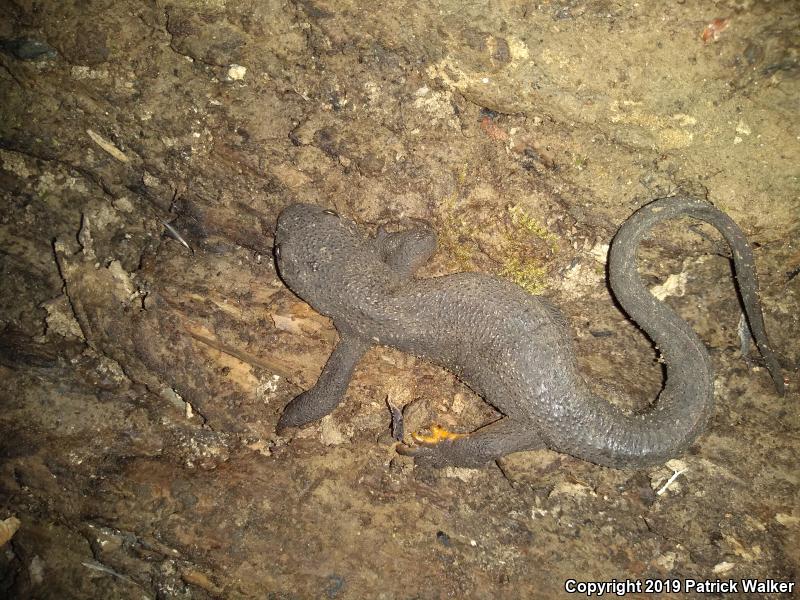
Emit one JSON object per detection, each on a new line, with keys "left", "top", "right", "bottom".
{"left": 273, "top": 203, "right": 366, "bottom": 314}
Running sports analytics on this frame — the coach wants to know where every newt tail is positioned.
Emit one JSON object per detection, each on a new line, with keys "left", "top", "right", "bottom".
{"left": 552, "top": 197, "right": 785, "bottom": 468}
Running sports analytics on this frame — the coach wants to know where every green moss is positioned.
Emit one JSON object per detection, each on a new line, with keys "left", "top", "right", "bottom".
{"left": 502, "top": 204, "right": 558, "bottom": 293}
{"left": 500, "top": 256, "right": 549, "bottom": 295}
{"left": 507, "top": 204, "right": 558, "bottom": 247}
{"left": 439, "top": 167, "right": 479, "bottom": 271}
{"left": 438, "top": 176, "right": 557, "bottom": 294}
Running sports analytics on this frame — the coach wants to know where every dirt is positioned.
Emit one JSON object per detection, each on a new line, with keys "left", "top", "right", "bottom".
{"left": 1, "top": 0, "right": 799, "bottom": 598}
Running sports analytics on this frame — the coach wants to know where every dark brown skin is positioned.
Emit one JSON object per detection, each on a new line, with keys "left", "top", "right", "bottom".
{"left": 273, "top": 197, "right": 784, "bottom": 469}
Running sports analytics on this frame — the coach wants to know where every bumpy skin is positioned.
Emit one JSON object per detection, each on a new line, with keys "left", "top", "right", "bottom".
{"left": 273, "top": 198, "right": 784, "bottom": 469}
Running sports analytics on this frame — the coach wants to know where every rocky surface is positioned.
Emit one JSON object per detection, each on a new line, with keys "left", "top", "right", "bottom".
{"left": 1, "top": 1, "right": 798, "bottom": 598}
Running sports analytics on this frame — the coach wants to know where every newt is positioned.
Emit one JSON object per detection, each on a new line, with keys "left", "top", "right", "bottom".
{"left": 273, "top": 198, "right": 784, "bottom": 468}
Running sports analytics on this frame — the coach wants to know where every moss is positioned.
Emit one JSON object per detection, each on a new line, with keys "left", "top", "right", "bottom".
{"left": 500, "top": 255, "right": 549, "bottom": 295}
{"left": 439, "top": 167, "right": 480, "bottom": 272}
{"left": 502, "top": 204, "right": 558, "bottom": 294}
{"left": 507, "top": 204, "right": 558, "bottom": 249}
{"left": 438, "top": 179, "right": 559, "bottom": 295}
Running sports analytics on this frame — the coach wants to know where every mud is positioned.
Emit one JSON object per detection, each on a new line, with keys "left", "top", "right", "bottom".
{"left": 1, "top": 1, "right": 798, "bottom": 598}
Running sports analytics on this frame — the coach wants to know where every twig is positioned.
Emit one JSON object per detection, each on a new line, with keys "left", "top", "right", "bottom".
{"left": 656, "top": 467, "right": 688, "bottom": 496}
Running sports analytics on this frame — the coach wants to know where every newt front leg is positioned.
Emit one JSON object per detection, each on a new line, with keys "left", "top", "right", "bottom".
{"left": 278, "top": 332, "right": 371, "bottom": 431}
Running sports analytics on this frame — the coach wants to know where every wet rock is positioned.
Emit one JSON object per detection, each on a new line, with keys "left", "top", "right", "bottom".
{"left": 0, "top": 516, "right": 21, "bottom": 546}
{"left": 181, "top": 567, "right": 222, "bottom": 594}
{"left": 325, "top": 574, "right": 346, "bottom": 598}
{"left": 0, "top": 38, "right": 57, "bottom": 60}
{"left": 166, "top": 9, "right": 247, "bottom": 66}
{"left": 41, "top": 295, "right": 84, "bottom": 340}
{"left": 225, "top": 64, "right": 247, "bottom": 81}
{"left": 319, "top": 415, "right": 347, "bottom": 446}
{"left": 549, "top": 480, "right": 597, "bottom": 499}
{"left": 51, "top": 29, "right": 110, "bottom": 65}
{"left": 436, "top": 530, "right": 452, "bottom": 547}
{"left": 165, "top": 427, "right": 236, "bottom": 470}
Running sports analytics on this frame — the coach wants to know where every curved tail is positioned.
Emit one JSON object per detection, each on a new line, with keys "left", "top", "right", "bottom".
{"left": 558, "top": 197, "right": 784, "bottom": 468}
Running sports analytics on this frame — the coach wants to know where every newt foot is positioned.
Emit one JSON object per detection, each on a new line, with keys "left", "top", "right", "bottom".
{"left": 397, "top": 426, "right": 487, "bottom": 468}
{"left": 411, "top": 425, "right": 465, "bottom": 445}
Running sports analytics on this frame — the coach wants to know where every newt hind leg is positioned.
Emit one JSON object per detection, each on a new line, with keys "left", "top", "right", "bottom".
{"left": 397, "top": 418, "right": 543, "bottom": 468}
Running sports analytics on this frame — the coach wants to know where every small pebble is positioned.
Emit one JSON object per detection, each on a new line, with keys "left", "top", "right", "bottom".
{"left": 226, "top": 64, "right": 246, "bottom": 81}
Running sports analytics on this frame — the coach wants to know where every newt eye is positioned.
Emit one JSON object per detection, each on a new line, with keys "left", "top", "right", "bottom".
{"left": 274, "top": 244, "right": 281, "bottom": 259}
{"left": 322, "top": 209, "right": 339, "bottom": 217}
